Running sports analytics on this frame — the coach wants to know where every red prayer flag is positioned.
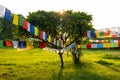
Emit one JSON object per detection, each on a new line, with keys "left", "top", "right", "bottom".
{"left": 52, "top": 38, "right": 54, "bottom": 44}
{"left": 39, "top": 42, "right": 46, "bottom": 48}
{"left": 23, "top": 20, "right": 28, "bottom": 30}
{"left": 5, "top": 41, "right": 12, "bottom": 47}
{"left": 118, "top": 40, "right": 120, "bottom": 48}
{"left": 40, "top": 30, "right": 43, "bottom": 39}
{"left": 86, "top": 44, "right": 91, "bottom": 49}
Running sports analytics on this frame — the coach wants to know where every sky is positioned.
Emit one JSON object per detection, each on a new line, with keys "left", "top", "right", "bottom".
{"left": 1, "top": 0, "right": 120, "bottom": 29}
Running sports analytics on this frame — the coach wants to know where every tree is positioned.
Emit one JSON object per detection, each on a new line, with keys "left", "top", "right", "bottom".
{"left": 27, "top": 10, "right": 93, "bottom": 68}
{"left": 0, "top": 18, "right": 18, "bottom": 40}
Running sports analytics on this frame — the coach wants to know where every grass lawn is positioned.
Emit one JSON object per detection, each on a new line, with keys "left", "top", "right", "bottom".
{"left": 0, "top": 48, "right": 120, "bottom": 80}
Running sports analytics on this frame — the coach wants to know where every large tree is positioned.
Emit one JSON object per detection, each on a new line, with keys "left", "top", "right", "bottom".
{"left": 28, "top": 10, "right": 93, "bottom": 67}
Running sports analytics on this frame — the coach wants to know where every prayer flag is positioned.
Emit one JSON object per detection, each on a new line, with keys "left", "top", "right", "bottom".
{"left": 34, "top": 26, "right": 38, "bottom": 36}
{"left": 104, "top": 28, "right": 110, "bottom": 38}
{"left": 12, "top": 41, "right": 18, "bottom": 48}
{"left": 18, "top": 16, "right": 24, "bottom": 26}
{"left": 12, "top": 14, "right": 18, "bottom": 25}
{"left": 95, "top": 30, "right": 100, "bottom": 38}
{"left": 57, "top": 40, "right": 60, "bottom": 47}
{"left": 97, "top": 44, "right": 103, "bottom": 48}
{"left": 30, "top": 24, "right": 34, "bottom": 34}
{"left": 48, "top": 35, "right": 52, "bottom": 42}
{"left": 91, "top": 44, "right": 97, "bottom": 48}
{"left": 103, "top": 43, "right": 110, "bottom": 48}
{"left": 86, "top": 44, "right": 91, "bottom": 49}
{"left": 5, "top": 40, "right": 12, "bottom": 47}
{"left": 23, "top": 20, "right": 28, "bottom": 30}
{"left": 0, "top": 40, "right": 3, "bottom": 48}
{"left": 91, "top": 30, "right": 96, "bottom": 38}
{"left": 40, "top": 30, "right": 43, "bottom": 39}
{"left": 4, "top": 8, "right": 12, "bottom": 21}
{"left": 0, "top": 4, "right": 5, "bottom": 18}
{"left": 81, "top": 45, "right": 86, "bottom": 49}
{"left": 27, "top": 22, "right": 30, "bottom": 32}
{"left": 87, "top": 30, "right": 91, "bottom": 38}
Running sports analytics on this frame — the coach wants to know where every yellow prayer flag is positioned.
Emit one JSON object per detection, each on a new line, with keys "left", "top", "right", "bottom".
{"left": 26, "top": 40, "right": 34, "bottom": 50}
{"left": 77, "top": 45, "right": 81, "bottom": 48}
{"left": 89, "top": 39, "right": 94, "bottom": 42}
{"left": 95, "top": 30, "right": 100, "bottom": 38}
{"left": 103, "top": 43, "right": 110, "bottom": 48}
{"left": 48, "top": 35, "right": 51, "bottom": 42}
{"left": 34, "top": 26, "right": 38, "bottom": 36}
{"left": 13, "top": 14, "right": 18, "bottom": 25}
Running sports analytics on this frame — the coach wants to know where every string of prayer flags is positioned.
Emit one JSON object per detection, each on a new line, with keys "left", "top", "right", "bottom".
{"left": 0, "top": 4, "right": 5, "bottom": 18}
{"left": 12, "top": 14, "right": 19, "bottom": 25}
{"left": 4, "top": 8, "right": 12, "bottom": 21}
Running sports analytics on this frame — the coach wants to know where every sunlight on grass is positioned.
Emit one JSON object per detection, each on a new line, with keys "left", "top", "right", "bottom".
{"left": 0, "top": 48, "right": 120, "bottom": 80}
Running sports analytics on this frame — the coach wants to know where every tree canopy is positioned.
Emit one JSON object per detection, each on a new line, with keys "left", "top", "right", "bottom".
{"left": 27, "top": 10, "right": 94, "bottom": 47}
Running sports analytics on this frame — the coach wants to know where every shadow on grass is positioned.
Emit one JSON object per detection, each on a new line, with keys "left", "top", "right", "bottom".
{"left": 96, "top": 60, "right": 120, "bottom": 72}
{"left": 103, "top": 54, "right": 120, "bottom": 60}
{"left": 0, "top": 63, "right": 16, "bottom": 66}
{"left": 55, "top": 61, "right": 106, "bottom": 80}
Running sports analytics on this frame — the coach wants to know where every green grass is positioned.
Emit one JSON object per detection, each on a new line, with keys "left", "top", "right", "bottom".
{"left": 0, "top": 48, "right": 120, "bottom": 80}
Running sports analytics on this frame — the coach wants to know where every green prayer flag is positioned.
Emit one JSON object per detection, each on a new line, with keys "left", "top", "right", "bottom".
{"left": 110, "top": 43, "right": 114, "bottom": 48}
{"left": 57, "top": 40, "right": 60, "bottom": 47}
{"left": 18, "top": 16, "right": 24, "bottom": 27}
{"left": 114, "top": 42, "right": 118, "bottom": 47}
{"left": 0, "top": 40, "right": 3, "bottom": 48}
{"left": 81, "top": 45, "right": 86, "bottom": 48}
{"left": 33, "top": 41, "right": 39, "bottom": 48}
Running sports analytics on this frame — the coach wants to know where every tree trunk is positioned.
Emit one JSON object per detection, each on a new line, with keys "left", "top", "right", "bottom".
{"left": 72, "top": 48, "right": 81, "bottom": 64}
{"left": 58, "top": 50, "right": 64, "bottom": 68}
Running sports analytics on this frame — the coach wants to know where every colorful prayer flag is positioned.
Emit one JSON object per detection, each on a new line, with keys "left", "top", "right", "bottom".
{"left": 23, "top": 20, "right": 28, "bottom": 30}
{"left": 0, "top": 4, "right": 5, "bottom": 18}
{"left": 4, "top": 8, "right": 12, "bottom": 21}
{"left": 12, "top": 14, "right": 18, "bottom": 25}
